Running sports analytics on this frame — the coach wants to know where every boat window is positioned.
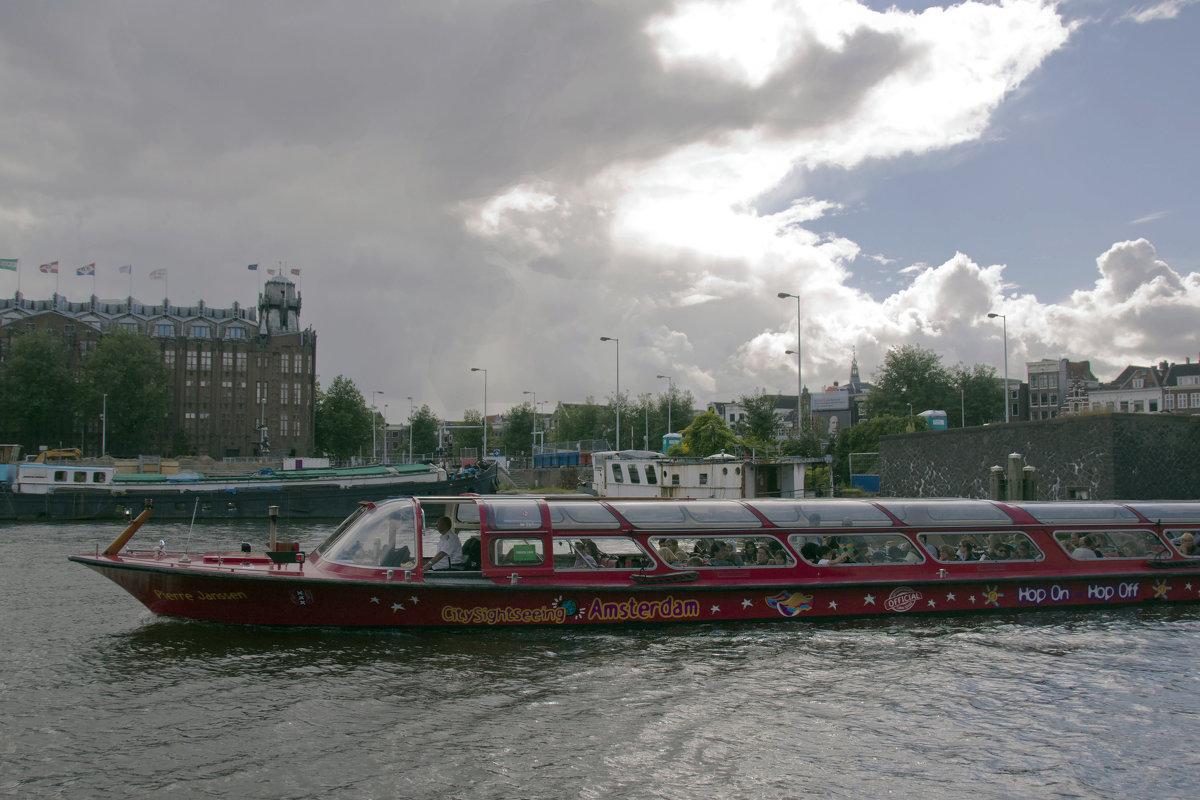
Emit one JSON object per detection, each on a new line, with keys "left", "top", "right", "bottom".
{"left": 73, "top": 471, "right": 87, "bottom": 483}
{"left": 483, "top": 499, "right": 543, "bottom": 530}
{"left": 1166, "top": 529, "right": 1200, "bottom": 556}
{"left": 319, "top": 501, "right": 417, "bottom": 567}
{"left": 644, "top": 466, "right": 657, "bottom": 485}
{"left": 612, "top": 464, "right": 624, "bottom": 483}
{"left": 628, "top": 465, "right": 641, "bottom": 484}
{"left": 608, "top": 500, "right": 762, "bottom": 529}
{"left": 747, "top": 500, "right": 893, "bottom": 528}
{"left": 790, "top": 533, "right": 926, "bottom": 565}
{"left": 1011, "top": 503, "right": 1139, "bottom": 524}
{"left": 492, "top": 537, "right": 545, "bottom": 566}
{"left": 1053, "top": 529, "right": 1169, "bottom": 560}
{"left": 546, "top": 501, "right": 621, "bottom": 530}
{"left": 1126, "top": 503, "right": 1200, "bottom": 523}
{"left": 876, "top": 501, "right": 1012, "bottom": 526}
{"left": 93, "top": 472, "right": 106, "bottom": 484}
{"left": 650, "top": 535, "right": 794, "bottom": 568}
{"left": 919, "top": 532, "right": 1045, "bottom": 563}
{"left": 55, "top": 470, "right": 67, "bottom": 482}
{"left": 552, "top": 537, "right": 652, "bottom": 570}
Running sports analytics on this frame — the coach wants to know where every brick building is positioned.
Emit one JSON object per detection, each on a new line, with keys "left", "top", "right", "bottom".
{"left": 0, "top": 275, "right": 316, "bottom": 457}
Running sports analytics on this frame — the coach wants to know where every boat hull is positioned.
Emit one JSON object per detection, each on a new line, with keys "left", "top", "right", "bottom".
{"left": 1, "top": 468, "right": 495, "bottom": 521}
{"left": 68, "top": 555, "right": 1200, "bottom": 627}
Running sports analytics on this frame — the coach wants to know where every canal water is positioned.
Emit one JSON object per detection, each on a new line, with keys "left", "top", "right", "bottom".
{"left": 3, "top": 518, "right": 1200, "bottom": 799}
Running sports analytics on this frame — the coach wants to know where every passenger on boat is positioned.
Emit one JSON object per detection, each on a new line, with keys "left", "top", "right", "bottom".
{"left": 427, "top": 516, "right": 464, "bottom": 570}
{"left": 657, "top": 538, "right": 684, "bottom": 564}
{"left": 799, "top": 541, "right": 820, "bottom": 564}
{"left": 1071, "top": 534, "right": 1103, "bottom": 559}
{"left": 1014, "top": 540, "right": 1038, "bottom": 560}
{"left": 573, "top": 541, "right": 599, "bottom": 568}
{"left": 956, "top": 539, "right": 978, "bottom": 561}
{"left": 937, "top": 545, "right": 955, "bottom": 561}
{"left": 1179, "top": 533, "right": 1198, "bottom": 555}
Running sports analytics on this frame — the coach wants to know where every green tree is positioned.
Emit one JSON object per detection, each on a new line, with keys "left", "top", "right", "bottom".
{"left": 450, "top": 409, "right": 487, "bottom": 457}
{"left": 78, "top": 330, "right": 169, "bottom": 456}
{"left": 0, "top": 331, "right": 76, "bottom": 451}
{"left": 679, "top": 410, "right": 739, "bottom": 457}
{"left": 951, "top": 362, "right": 1005, "bottom": 426}
{"left": 734, "top": 390, "right": 783, "bottom": 448}
{"left": 553, "top": 400, "right": 606, "bottom": 443}
{"left": 408, "top": 404, "right": 440, "bottom": 458}
{"left": 502, "top": 402, "right": 536, "bottom": 455}
{"left": 863, "top": 344, "right": 956, "bottom": 421}
{"left": 314, "top": 375, "right": 371, "bottom": 461}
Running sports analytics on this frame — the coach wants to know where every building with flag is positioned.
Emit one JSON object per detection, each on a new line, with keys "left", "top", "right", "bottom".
{"left": 0, "top": 275, "right": 316, "bottom": 458}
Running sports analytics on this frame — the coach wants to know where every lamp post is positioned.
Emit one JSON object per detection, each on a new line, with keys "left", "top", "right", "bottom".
{"left": 656, "top": 374, "right": 673, "bottom": 435}
{"left": 101, "top": 393, "right": 107, "bottom": 457}
{"left": 987, "top": 312, "right": 1009, "bottom": 423}
{"left": 470, "top": 367, "right": 488, "bottom": 457}
{"left": 372, "top": 390, "right": 383, "bottom": 462}
{"left": 523, "top": 390, "right": 537, "bottom": 461}
{"left": 407, "top": 396, "right": 414, "bottom": 464}
{"left": 382, "top": 403, "right": 389, "bottom": 464}
{"left": 600, "top": 337, "right": 620, "bottom": 449}
{"left": 778, "top": 292, "right": 802, "bottom": 432}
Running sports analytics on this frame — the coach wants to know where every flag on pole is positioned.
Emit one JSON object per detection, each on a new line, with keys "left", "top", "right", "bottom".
{"left": 290, "top": 268, "right": 301, "bottom": 276}
{"left": 39, "top": 261, "right": 59, "bottom": 274}
{"left": 118, "top": 264, "right": 132, "bottom": 274}
{"left": 267, "top": 268, "right": 277, "bottom": 276}
{"left": 149, "top": 268, "right": 166, "bottom": 279}
{"left": 76, "top": 263, "right": 96, "bottom": 276}
{"left": 247, "top": 264, "right": 258, "bottom": 271}
{"left": 0, "top": 258, "right": 16, "bottom": 272}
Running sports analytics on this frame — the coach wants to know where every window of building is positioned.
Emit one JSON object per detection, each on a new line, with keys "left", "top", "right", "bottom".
{"left": 153, "top": 323, "right": 174, "bottom": 337}
{"left": 226, "top": 327, "right": 246, "bottom": 340}
{"left": 236, "top": 352, "right": 247, "bottom": 372}
{"left": 191, "top": 325, "right": 211, "bottom": 338}
{"left": 1167, "top": 394, "right": 1176, "bottom": 410}
{"left": 1149, "top": 400, "right": 1158, "bottom": 412}
{"left": 280, "top": 384, "right": 289, "bottom": 405}
{"left": 186, "top": 349, "right": 197, "bottom": 370}
{"left": 1133, "top": 400, "right": 1144, "bottom": 412}
{"left": 199, "top": 351, "right": 211, "bottom": 371}
{"left": 294, "top": 356, "right": 302, "bottom": 374}
{"left": 222, "top": 352, "right": 233, "bottom": 371}
{"left": 293, "top": 383, "right": 301, "bottom": 405}
{"left": 280, "top": 353, "right": 290, "bottom": 374}
{"left": 163, "top": 350, "right": 175, "bottom": 368}
{"left": 1191, "top": 393, "right": 1200, "bottom": 409}
{"left": 1181, "top": 376, "right": 1200, "bottom": 386}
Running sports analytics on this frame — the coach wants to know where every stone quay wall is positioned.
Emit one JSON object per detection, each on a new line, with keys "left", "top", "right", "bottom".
{"left": 878, "top": 413, "right": 1200, "bottom": 500}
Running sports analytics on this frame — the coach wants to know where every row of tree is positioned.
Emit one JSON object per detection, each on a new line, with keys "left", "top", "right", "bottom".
{"left": 0, "top": 331, "right": 168, "bottom": 456}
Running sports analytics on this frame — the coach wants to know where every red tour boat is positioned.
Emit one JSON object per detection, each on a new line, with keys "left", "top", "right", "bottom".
{"left": 69, "top": 496, "right": 1200, "bottom": 627}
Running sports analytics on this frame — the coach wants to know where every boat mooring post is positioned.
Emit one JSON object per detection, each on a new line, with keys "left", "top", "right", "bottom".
{"left": 269, "top": 505, "right": 279, "bottom": 551}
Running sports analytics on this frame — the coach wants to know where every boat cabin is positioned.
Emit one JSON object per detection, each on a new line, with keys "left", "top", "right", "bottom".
{"left": 15, "top": 463, "right": 115, "bottom": 494}
{"left": 312, "top": 496, "right": 1200, "bottom": 585}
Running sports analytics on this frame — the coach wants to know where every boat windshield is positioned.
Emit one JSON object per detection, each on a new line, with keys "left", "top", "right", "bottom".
{"left": 318, "top": 499, "right": 419, "bottom": 568}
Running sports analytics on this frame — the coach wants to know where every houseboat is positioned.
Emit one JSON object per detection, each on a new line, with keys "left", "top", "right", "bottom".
{"left": 3, "top": 461, "right": 497, "bottom": 521}
{"left": 588, "top": 450, "right": 819, "bottom": 498}
{"left": 69, "top": 496, "right": 1200, "bottom": 627}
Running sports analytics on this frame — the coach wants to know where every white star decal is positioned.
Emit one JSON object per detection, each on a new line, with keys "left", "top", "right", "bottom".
{"left": 863, "top": 594, "right": 876, "bottom": 605}
{"left": 741, "top": 598, "right": 753, "bottom": 608}
{"left": 969, "top": 595, "right": 977, "bottom": 603}
{"left": 928, "top": 599, "right": 936, "bottom": 608}
{"left": 391, "top": 602, "right": 405, "bottom": 612}
{"left": 946, "top": 592, "right": 956, "bottom": 601}
{"left": 710, "top": 604, "right": 721, "bottom": 614}
{"left": 410, "top": 596, "right": 420, "bottom": 604}
{"left": 829, "top": 600, "right": 838, "bottom": 609}
{"left": 1187, "top": 583, "right": 1194, "bottom": 591}
{"left": 370, "top": 596, "right": 380, "bottom": 604}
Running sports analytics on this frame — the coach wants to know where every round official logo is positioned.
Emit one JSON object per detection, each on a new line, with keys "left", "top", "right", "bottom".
{"left": 884, "top": 586, "right": 922, "bottom": 613}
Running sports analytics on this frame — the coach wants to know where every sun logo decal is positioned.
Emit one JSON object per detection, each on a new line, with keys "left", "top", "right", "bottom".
{"left": 1153, "top": 580, "right": 1172, "bottom": 600}
{"left": 981, "top": 585, "right": 1004, "bottom": 608}
{"left": 766, "top": 591, "right": 813, "bottom": 617}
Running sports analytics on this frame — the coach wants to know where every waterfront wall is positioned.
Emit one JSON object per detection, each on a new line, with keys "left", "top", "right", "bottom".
{"left": 878, "top": 413, "right": 1200, "bottom": 500}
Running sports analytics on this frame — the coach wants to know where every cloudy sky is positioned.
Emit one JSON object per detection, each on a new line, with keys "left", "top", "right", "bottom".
{"left": 3, "top": 0, "right": 1199, "bottom": 422}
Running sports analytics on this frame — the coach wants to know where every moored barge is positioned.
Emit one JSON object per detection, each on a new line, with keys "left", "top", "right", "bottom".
{"left": 69, "top": 496, "right": 1200, "bottom": 627}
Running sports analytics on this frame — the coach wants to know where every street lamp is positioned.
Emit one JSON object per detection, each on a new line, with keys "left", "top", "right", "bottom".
{"left": 600, "top": 337, "right": 620, "bottom": 450}
{"left": 407, "top": 396, "right": 414, "bottom": 464}
{"left": 987, "top": 312, "right": 1009, "bottom": 423}
{"left": 778, "top": 292, "right": 802, "bottom": 432}
{"left": 656, "top": 374, "right": 673, "bottom": 435}
{"left": 470, "top": 367, "right": 488, "bottom": 457}
{"left": 382, "top": 403, "right": 389, "bottom": 464}
{"left": 523, "top": 390, "right": 538, "bottom": 461}
{"left": 101, "top": 393, "right": 107, "bottom": 457}
{"left": 372, "top": 391, "right": 383, "bottom": 462}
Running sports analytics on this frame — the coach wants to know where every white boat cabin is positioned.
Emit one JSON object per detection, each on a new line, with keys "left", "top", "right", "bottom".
{"left": 15, "top": 463, "right": 116, "bottom": 494}
{"left": 589, "top": 451, "right": 805, "bottom": 499}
